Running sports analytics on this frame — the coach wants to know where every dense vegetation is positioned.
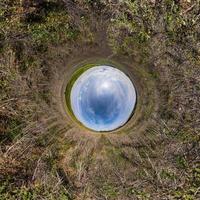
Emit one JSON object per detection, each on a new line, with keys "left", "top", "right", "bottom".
{"left": 0, "top": 0, "right": 200, "bottom": 199}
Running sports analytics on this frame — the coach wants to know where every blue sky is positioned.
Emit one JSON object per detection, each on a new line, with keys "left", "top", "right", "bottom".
{"left": 70, "top": 65, "right": 136, "bottom": 131}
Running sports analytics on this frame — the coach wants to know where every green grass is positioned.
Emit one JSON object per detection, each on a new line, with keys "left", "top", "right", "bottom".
{"left": 102, "top": 183, "right": 119, "bottom": 199}
{"left": 28, "top": 11, "right": 79, "bottom": 46}
{"left": 64, "top": 63, "right": 95, "bottom": 125}
{"left": 0, "top": 181, "right": 71, "bottom": 200}
{"left": 128, "top": 188, "right": 151, "bottom": 200}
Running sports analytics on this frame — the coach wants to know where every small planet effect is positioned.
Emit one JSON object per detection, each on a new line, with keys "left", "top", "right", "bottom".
{"left": 70, "top": 65, "right": 137, "bottom": 131}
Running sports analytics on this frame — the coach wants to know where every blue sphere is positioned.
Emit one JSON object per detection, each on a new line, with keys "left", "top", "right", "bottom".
{"left": 70, "top": 65, "right": 136, "bottom": 131}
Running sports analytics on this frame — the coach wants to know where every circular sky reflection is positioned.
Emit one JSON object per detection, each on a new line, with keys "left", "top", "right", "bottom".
{"left": 70, "top": 65, "right": 136, "bottom": 131}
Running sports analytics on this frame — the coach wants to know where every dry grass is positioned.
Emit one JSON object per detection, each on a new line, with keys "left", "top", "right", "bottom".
{"left": 0, "top": 1, "right": 200, "bottom": 200}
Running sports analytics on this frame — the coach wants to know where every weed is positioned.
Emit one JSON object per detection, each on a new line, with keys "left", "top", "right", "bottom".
{"left": 175, "top": 155, "right": 188, "bottom": 169}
